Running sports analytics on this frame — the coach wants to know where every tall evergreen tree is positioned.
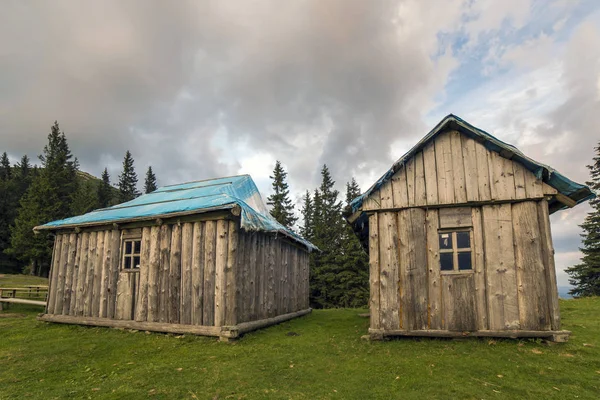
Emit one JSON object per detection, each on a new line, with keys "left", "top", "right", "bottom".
{"left": 299, "top": 190, "right": 313, "bottom": 240}
{"left": 0, "top": 152, "right": 11, "bottom": 180}
{"left": 337, "top": 178, "right": 369, "bottom": 307}
{"left": 566, "top": 142, "right": 600, "bottom": 296}
{"left": 144, "top": 166, "right": 158, "bottom": 194}
{"left": 118, "top": 150, "right": 140, "bottom": 203}
{"left": 309, "top": 165, "right": 346, "bottom": 308}
{"left": 72, "top": 179, "right": 100, "bottom": 215}
{"left": 267, "top": 161, "right": 297, "bottom": 228}
{"left": 9, "top": 121, "right": 79, "bottom": 276}
{"left": 97, "top": 168, "right": 113, "bottom": 208}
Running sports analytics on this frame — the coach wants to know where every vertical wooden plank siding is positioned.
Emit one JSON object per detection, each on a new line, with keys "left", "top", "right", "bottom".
{"left": 91, "top": 231, "right": 105, "bottom": 317}
{"left": 471, "top": 207, "right": 488, "bottom": 330}
{"left": 266, "top": 235, "right": 276, "bottom": 318}
{"left": 83, "top": 231, "right": 97, "bottom": 317}
{"left": 158, "top": 224, "right": 172, "bottom": 323}
{"left": 191, "top": 222, "right": 205, "bottom": 325}
{"left": 379, "top": 179, "right": 394, "bottom": 209}
{"left": 203, "top": 221, "right": 216, "bottom": 326}
{"left": 524, "top": 167, "right": 544, "bottom": 198}
{"left": 147, "top": 226, "right": 161, "bottom": 322}
{"left": 482, "top": 204, "right": 519, "bottom": 330}
{"left": 423, "top": 141, "right": 439, "bottom": 205}
{"left": 378, "top": 212, "right": 400, "bottom": 330}
{"left": 75, "top": 232, "right": 89, "bottom": 316}
{"left": 442, "top": 275, "right": 477, "bottom": 331}
{"left": 214, "top": 220, "right": 229, "bottom": 327}
{"left": 235, "top": 230, "right": 247, "bottom": 324}
{"left": 225, "top": 220, "right": 239, "bottom": 325}
{"left": 54, "top": 235, "right": 70, "bottom": 314}
{"left": 414, "top": 151, "right": 427, "bottom": 206}
{"left": 107, "top": 229, "right": 120, "bottom": 319}
{"left": 450, "top": 130, "right": 467, "bottom": 203}
{"left": 282, "top": 243, "right": 289, "bottom": 315}
{"left": 425, "top": 209, "right": 441, "bottom": 329}
{"left": 135, "top": 227, "right": 151, "bottom": 322}
{"left": 391, "top": 169, "right": 408, "bottom": 208}
{"left": 99, "top": 231, "right": 112, "bottom": 318}
{"left": 512, "top": 163, "right": 527, "bottom": 199}
{"left": 180, "top": 223, "right": 194, "bottom": 325}
{"left": 247, "top": 232, "right": 258, "bottom": 321}
{"left": 512, "top": 202, "right": 550, "bottom": 330}
{"left": 402, "top": 208, "right": 428, "bottom": 330}
{"left": 69, "top": 234, "right": 83, "bottom": 315}
{"left": 435, "top": 132, "right": 455, "bottom": 204}
{"left": 474, "top": 140, "right": 491, "bottom": 201}
{"left": 369, "top": 214, "right": 381, "bottom": 329}
{"left": 406, "top": 157, "right": 416, "bottom": 206}
{"left": 538, "top": 200, "right": 561, "bottom": 330}
{"left": 256, "top": 235, "right": 266, "bottom": 319}
{"left": 461, "top": 136, "right": 480, "bottom": 202}
{"left": 47, "top": 234, "right": 63, "bottom": 314}
{"left": 169, "top": 224, "right": 182, "bottom": 324}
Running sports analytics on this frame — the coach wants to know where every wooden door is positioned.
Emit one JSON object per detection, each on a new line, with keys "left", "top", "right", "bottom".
{"left": 442, "top": 274, "right": 477, "bottom": 331}
{"left": 115, "top": 271, "right": 140, "bottom": 320}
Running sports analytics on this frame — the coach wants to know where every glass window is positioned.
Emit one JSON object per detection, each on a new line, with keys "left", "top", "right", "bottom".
{"left": 122, "top": 238, "right": 142, "bottom": 270}
{"left": 439, "top": 230, "right": 473, "bottom": 273}
{"left": 458, "top": 252, "right": 472, "bottom": 270}
{"left": 440, "top": 253, "right": 454, "bottom": 271}
{"left": 439, "top": 233, "right": 452, "bottom": 250}
{"left": 456, "top": 231, "right": 470, "bottom": 249}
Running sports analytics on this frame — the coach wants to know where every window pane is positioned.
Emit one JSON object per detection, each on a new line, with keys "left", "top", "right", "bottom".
{"left": 124, "top": 256, "right": 131, "bottom": 269}
{"left": 134, "top": 240, "right": 141, "bottom": 254}
{"left": 458, "top": 252, "right": 472, "bottom": 270}
{"left": 133, "top": 256, "right": 140, "bottom": 269}
{"left": 457, "top": 231, "right": 470, "bottom": 249}
{"left": 439, "top": 233, "right": 452, "bottom": 250}
{"left": 440, "top": 253, "right": 453, "bottom": 271}
{"left": 125, "top": 241, "right": 132, "bottom": 254}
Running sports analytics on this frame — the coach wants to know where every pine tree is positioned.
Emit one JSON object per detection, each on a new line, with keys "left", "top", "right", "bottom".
{"left": 309, "top": 165, "right": 346, "bottom": 308}
{"left": 97, "top": 168, "right": 113, "bottom": 208}
{"left": 118, "top": 150, "right": 140, "bottom": 203}
{"left": 72, "top": 179, "right": 100, "bottom": 215}
{"left": 566, "top": 142, "right": 600, "bottom": 297}
{"left": 299, "top": 190, "right": 313, "bottom": 240}
{"left": 267, "top": 161, "right": 297, "bottom": 228}
{"left": 144, "top": 166, "right": 158, "bottom": 194}
{"left": 0, "top": 152, "right": 11, "bottom": 180}
{"left": 9, "top": 122, "right": 79, "bottom": 276}
{"left": 337, "top": 178, "right": 369, "bottom": 307}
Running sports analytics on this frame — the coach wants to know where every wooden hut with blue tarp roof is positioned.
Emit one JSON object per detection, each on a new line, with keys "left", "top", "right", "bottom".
{"left": 35, "top": 174, "right": 316, "bottom": 341}
{"left": 344, "top": 114, "right": 594, "bottom": 342}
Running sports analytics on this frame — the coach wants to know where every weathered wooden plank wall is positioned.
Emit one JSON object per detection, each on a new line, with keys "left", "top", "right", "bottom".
{"left": 46, "top": 219, "right": 311, "bottom": 328}
{"left": 370, "top": 200, "right": 559, "bottom": 333}
{"left": 363, "top": 130, "right": 553, "bottom": 211}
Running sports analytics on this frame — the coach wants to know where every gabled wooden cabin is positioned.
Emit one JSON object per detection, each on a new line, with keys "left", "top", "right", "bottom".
{"left": 35, "top": 175, "right": 316, "bottom": 341}
{"left": 345, "top": 115, "right": 594, "bottom": 342}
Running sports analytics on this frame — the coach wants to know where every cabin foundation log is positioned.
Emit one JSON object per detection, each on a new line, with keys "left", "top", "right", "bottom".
{"left": 368, "top": 328, "right": 571, "bottom": 341}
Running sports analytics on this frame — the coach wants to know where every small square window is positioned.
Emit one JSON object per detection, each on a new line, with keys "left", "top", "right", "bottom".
{"left": 122, "top": 238, "right": 142, "bottom": 270}
{"left": 439, "top": 229, "right": 473, "bottom": 273}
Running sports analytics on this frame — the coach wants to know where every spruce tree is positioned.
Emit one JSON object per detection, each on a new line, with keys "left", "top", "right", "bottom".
{"left": 97, "top": 168, "right": 113, "bottom": 208}
{"left": 9, "top": 122, "right": 79, "bottom": 276}
{"left": 144, "top": 166, "right": 158, "bottom": 194}
{"left": 309, "top": 165, "right": 345, "bottom": 308}
{"left": 566, "top": 142, "right": 600, "bottom": 296}
{"left": 267, "top": 161, "right": 297, "bottom": 228}
{"left": 0, "top": 152, "right": 11, "bottom": 180}
{"left": 118, "top": 150, "right": 140, "bottom": 202}
{"left": 72, "top": 179, "right": 100, "bottom": 215}
{"left": 299, "top": 190, "right": 313, "bottom": 240}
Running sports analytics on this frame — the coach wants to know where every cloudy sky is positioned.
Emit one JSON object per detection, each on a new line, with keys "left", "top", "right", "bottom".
{"left": 1, "top": 0, "right": 599, "bottom": 287}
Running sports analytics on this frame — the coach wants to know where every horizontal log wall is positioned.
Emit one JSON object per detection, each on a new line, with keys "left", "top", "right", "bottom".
{"left": 46, "top": 219, "right": 310, "bottom": 328}
{"left": 371, "top": 200, "right": 559, "bottom": 333}
{"left": 363, "top": 130, "right": 557, "bottom": 211}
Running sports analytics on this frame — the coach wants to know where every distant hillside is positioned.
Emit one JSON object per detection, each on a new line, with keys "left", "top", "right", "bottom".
{"left": 558, "top": 286, "right": 574, "bottom": 299}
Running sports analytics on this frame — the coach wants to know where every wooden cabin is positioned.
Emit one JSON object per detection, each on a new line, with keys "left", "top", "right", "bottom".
{"left": 35, "top": 175, "right": 316, "bottom": 341}
{"left": 345, "top": 115, "right": 594, "bottom": 342}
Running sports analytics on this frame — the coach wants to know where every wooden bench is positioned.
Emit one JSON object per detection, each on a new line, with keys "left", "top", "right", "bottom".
{"left": 0, "top": 288, "right": 47, "bottom": 311}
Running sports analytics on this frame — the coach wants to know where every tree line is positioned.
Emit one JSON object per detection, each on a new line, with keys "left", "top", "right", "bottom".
{"left": 0, "top": 122, "right": 159, "bottom": 276}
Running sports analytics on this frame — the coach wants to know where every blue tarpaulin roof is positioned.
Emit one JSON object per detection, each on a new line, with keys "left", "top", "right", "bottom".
{"left": 347, "top": 114, "right": 595, "bottom": 246}
{"left": 37, "top": 174, "right": 317, "bottom": 251}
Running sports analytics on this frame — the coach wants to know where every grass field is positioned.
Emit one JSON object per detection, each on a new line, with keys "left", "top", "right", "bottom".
{"left": 0, "top": 276, "right": 599, "bottom": 399}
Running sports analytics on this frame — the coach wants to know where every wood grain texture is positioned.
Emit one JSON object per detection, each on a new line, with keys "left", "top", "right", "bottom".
{"left": 391, "top": 169, "right": 408, "bottom": 208}
{"left": 69, "top": 234, "right": 83, "bottom": 315}
{"left": 471, "top": 207, "right": 488, "bottom": 331}
{"left": 158, "top": 224, "right": 172, "bottom": 323}
{"left": 180, "top": 223, "right": 194, "bottom": 325}
{"left": 203, "top": 220, "right": 216, "bottom": 326}
{"left": 406, "top": 157, "right": 416, "bottom": 207}
{"left": 91, "top": 231, "right": 105, "bottom": 317}
{"left": 438, "top": 207, "right": 472, "bottom": 228}
{"left": 513, "top": 202, "right": 550, "bottom": 331}
{"left": 47, "top": 234, "right": 64, "bottom": 314}
{"left": 214, "top": 220, "right": 229, "bottom": 327}
{"left": 425, "top": 209, "right": 441, "bottom": 330}
{"left": 378, "top": 212, "right": 400, "bottom": 330}
{"left": 107, "top": 230, "right": 120, "bottom": 319}
{"left": 402, "top": 208, "right": 428, "bottom": 330}
{"left": 441, "top": 274, "right": 477, "bottom": 331}
{"left": 461, "top": 136, "right": 480, "bottom": 202}
{"left": 135, "top": 227, "right": 151, "bottom": 322}
{"left": 191, "top": 222, "right": 205, "bottom": 325}
{"left": 435, "top": 131, "right": 455, "bottom": 204}
{"left": 74, "top": 233, "right": 89, "bottom": 316}
{"left": 54, "top": 234, "right": 70, "bottom": 315}
{"left": 225, "top": 220, "right": 239, "bottom": 325}
{"left": 537, "top": 200, "right": 561, "bottom": 330}
{"left": 83, "top": 231, "right": 97, "bottom": 317}
{"left": 147, "top": 226, "right": 161, "bottom": 322}
{"left": 98, "top": 231, "right": 112, "bottom": 318}
{"left": 169, "top": 224, "right": 182, "bottom": 324}
{"left": 380, "top": 178, "right": 394, "bottom": 209}
{"left": 450, "top": 130, "right": 467, "bottom": 203}
{"left": 369, "top": 214, "right": 381, "bottom": 329}
{"left": 423, "top": 141, "right": 439, "bottom": 205}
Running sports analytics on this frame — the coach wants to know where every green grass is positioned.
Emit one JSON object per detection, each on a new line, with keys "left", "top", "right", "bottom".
{"left": 1, "top": 291, "right": 599, "bottom": 399}
{"left": 0, "top": 273, "right": 48, "bottom": 288}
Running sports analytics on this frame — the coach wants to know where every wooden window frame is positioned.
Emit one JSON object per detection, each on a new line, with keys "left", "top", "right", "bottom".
{"left": 121, "top": 237, "right": 142, "bottom": 272}
{"left": 438, "top": 228, "right": 474, "bottom": 275}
